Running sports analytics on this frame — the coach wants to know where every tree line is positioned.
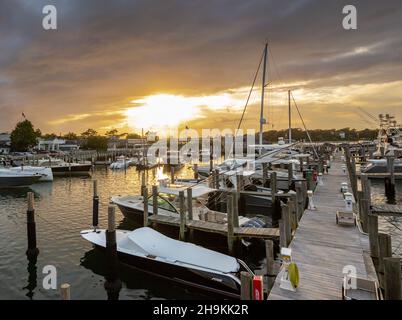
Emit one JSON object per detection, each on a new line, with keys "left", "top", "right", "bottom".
{"left": 262, "top": 127, "right": 378, "bottom": 143}
{"left": 9, "top": 120, "right": 142, "bottom": 152}
{"left": 8, "top": 120, "right": 379, "bottom": 152}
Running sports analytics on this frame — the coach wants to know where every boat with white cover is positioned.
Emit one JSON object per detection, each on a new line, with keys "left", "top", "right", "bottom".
{"left": 81, "top": 227, "right": 253, "bottom": 298}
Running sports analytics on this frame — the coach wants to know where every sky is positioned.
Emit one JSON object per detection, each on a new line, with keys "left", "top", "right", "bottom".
{"left": 0, "top": 0, "right": 401, "bottom": 135}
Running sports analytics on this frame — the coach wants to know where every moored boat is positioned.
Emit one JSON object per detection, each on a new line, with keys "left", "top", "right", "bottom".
{"left": 0, "top": 168, "right": 42, "bottom": 188}
{"left": 81, "top": 227, "right": 254, "bottom": 298}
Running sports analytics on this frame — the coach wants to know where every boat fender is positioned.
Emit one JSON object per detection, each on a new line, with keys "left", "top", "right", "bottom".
{"left": 288, "top": 262, "right": 299, "bottom": 288}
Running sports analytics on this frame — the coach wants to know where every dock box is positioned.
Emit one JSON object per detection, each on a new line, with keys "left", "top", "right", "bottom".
{"left": 336, "top": 211, "right": 356, "bottom": 226}
{"left": 342, "top": 276, "right": 380, "bottom": 300}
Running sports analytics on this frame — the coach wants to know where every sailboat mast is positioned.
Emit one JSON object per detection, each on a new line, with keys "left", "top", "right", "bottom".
{"left": 259, "top": 42, "right": 268, "bottom": 146}
{"left": 288, "top": 89, "right": 291, "bottom": 143}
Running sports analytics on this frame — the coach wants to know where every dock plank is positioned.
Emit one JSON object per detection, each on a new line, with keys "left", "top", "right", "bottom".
{"left": 268, "top": 154, "right": 378, "bottom": 300}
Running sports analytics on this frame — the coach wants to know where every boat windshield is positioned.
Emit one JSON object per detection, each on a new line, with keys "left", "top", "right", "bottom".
{"left": 146, "top": 194, "right": 178, "bottom": 213}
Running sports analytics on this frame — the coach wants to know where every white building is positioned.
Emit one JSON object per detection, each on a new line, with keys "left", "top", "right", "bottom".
{"left": 0, "top": 133, "right": 11, "bottom": 155}
{"left": 37, "top": 138, "right": 79, "bottom": 152}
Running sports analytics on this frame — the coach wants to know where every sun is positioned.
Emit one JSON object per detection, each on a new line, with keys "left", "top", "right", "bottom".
{"left": 125, "top": 94, "right": 201, "bottom": 131}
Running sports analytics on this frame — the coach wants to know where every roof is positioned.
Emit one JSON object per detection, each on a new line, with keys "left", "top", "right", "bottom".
{"left": 159, "top": 184, "right": 216, "bottom": 197}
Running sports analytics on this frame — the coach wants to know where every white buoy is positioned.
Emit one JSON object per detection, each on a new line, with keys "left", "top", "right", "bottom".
{"left": 318, "top": 172, "right": 324, "bottom": 185}
{"left": 307, "top": 190, "right": 316, "bottom": 210}
{"left": 279, "top": 248, "right": 297, "bottom": 292}
{"left": 340, "top": 182, "right": 348, "bottom": 193}
{"left": 344, "top": 192, "right": 354, "bottom": 212}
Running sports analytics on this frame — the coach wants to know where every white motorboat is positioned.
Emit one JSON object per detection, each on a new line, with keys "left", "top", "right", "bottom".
{"left": 81, "top": 227, "right": 253, "bottom": 298}
{"left": 38, "top": 158, "right": 92, "bottom": 176}
{"left": 110, "top": 156, "right": 137, "bottom": 169}
{"left": 196, "top": 158, "right": 249, "bottom": 178}
{"left": 0, "top": 168, "right": 42, "bottom": 188}
{"left": 111, "top": 182, "right": 266, "bottom": 229}
{"left": 9, "top": 166, "right": 53, "bottom": 182}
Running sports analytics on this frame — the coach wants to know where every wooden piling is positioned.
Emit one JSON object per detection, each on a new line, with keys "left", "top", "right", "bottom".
{"left": 179, "top": 191, "right": 186, "bottom": 241}
{"left": 385, "top": 156, "right": 395, "bottom": 199}
{"left": 378, "top": 232, "right": 392, "bottom": 289}
{"left": 281, "top": 203, "right": 292, "bottom": 247}
{"left": 187, "top": 188, "right": 194, "bottom": 241}
{"left": 92, "top": 180, "right": 99, "bottom": 229}
{"left": 232, "top": 191, "right": 239, "bottom": 228}
{"left": 368, "top": 214, "right": 379, "bottom": 262}
{"left": 141, "top": 170, "right": 146, "bottom": 196}
{"left": 240, "top": 271, "right": 253, "bottom": 300}
{"left": 287, "top": 164, "right": 293, "bottom": 189}
{"left": 26, "top": 192, "right": 39, "bottom": 258}
{"left": 170, "top": 166, "right": 175, "bottom": 184}
{"left": 152, "top": 185, "right": 158, "bottom": 215}
{"left": 236, "top": 172, "right": 244, "bottom": 192}
{"left": 384, "top": 257, "right": 402, "bottom": 300}
{"left": 193, "top": 163, "right": 199, "bottom": 180}
{"left": 265, "top": 239, "right": 275, "bottom": 291}
{"left": 343, "top": 145, "right": 358, "bottom": 202}
{"left": 213, "top": 169, "right": 220, "bottom": 189}
{"left": 279, "top": 220, "right": 286, "bottom": 248}
{"left": 262, "top": 163, "right": 268, "bottom": 187}
{"left": 143, "top": 186, "right": 148, "bottom": 227}
{"left": 360, "top": 174, "right": 371, "bottom": 233}
{"left": 227, "top": 193, "right": 234, "bottom": 254}
{"left": 289, "top": 194, "right": 297, "bottom": 230}
{"left": 60, "top": 283, "right": 71, "bottom": 300}
{"left": 104, "top": 204, "right": 122, "bottom": 300}
{"left": 295, "top": 182, "right": 303, "bottom": 221}
{"left": 270, "top": 172, "right": 277, "bottom": 200}
{"left": 187, "top": 188, "right": 193, "bottom": 220}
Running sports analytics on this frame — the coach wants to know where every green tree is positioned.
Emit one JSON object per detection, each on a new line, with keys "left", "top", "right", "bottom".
{"left": 84, "top": 136, "right": 108, "bottom": 151}
{"left": 10, "top": 120, "right": 40, "bottom": 152}
{"left": 63, "top": 132, "right": 78, "bottom": 140}
{"left": 81, "top": 128, "right": 97, "bottom": 138}
{"left": 127, "top": 133, "right": 142, "bottom": 139}
{"left": 105, "top": 128, "right": 118, "bottom": 137}
{"left": 42, "top": 133, "right": 58, "bottom": 140}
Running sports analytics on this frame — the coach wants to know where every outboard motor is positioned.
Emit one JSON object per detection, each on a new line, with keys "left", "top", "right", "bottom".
{"left": 240, "top": 217, "right": 267, "bottom": 248}
{"left": 240, "top": 217, "right": 267, "bottom": 228}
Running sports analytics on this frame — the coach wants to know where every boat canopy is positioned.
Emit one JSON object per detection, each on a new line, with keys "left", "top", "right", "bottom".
{"left": 159, "top": 184, "right": 216, "bottom": 198}
{"left": 128, "top": 227, "right": 239, "bottom": 273}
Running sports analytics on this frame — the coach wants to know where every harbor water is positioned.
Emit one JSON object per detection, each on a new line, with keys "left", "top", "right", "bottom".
{"left": 0, "top": 167, "right": 400, "bottom": 300}
{"left": 0, "top": 165, "right": 264, "bottom": 300}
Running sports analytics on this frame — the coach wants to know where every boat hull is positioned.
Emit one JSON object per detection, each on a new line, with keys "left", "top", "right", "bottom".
{"left": 51, "top": 164, "right": 92, "bottom": 176}
{"left": 0, "top": 175, "right": 42, "bottom": 188}
{"left": 86, "top": 234, "right": 241, "bottom": 299}
{"left": 116, "top": 204, "right": 145, "bottom": 224}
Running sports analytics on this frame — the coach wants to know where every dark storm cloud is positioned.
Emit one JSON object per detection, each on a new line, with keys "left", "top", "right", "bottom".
{"left": 0, "top": 0, "right": 401, "bottom": 132}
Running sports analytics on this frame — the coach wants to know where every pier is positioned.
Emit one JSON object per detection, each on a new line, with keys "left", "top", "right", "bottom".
{"left": 148, "top": 214, "right": 280, "bottom": 239}
{"left": 268, "top": 154, "right": 378, "bottom": 300}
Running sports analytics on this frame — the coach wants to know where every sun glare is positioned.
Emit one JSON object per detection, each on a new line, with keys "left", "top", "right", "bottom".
{"left": 125, "top": 92, "right": 245, "bottom": 131}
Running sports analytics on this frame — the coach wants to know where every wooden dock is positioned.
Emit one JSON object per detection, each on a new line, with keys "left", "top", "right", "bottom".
{"left": 371, "top": 204, "right": 402, "bottom": 216}
{"left": 268, "top": 154, "right": 377, "bottom": 300}
{"left": 147, "top": 215, "right": 280, "bottom": 239}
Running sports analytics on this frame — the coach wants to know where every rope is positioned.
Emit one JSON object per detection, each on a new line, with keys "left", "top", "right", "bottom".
{"left": 234, "top": 49, "right": 265, "bottom": 137}
{"left": 290, "top": 92, "right": 319, "bottom": 159}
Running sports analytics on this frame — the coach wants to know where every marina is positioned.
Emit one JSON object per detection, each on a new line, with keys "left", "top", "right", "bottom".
{"left": 1, "top": 1, "right": 401, "bottom": 304}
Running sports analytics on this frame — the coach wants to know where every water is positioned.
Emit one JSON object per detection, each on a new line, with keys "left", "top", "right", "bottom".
{"left": 370, "top": 180, "right": 402, "bottom": 257}
{"left": 0, "top": 165, "right": 264, "bottom": 300}
{"left": 1, "top": 166, "right": 400, "bottom": 300}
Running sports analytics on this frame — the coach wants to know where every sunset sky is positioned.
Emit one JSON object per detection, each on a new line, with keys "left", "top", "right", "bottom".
{"left": 0, "top": 0, "right": 401, "bottom": 135}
